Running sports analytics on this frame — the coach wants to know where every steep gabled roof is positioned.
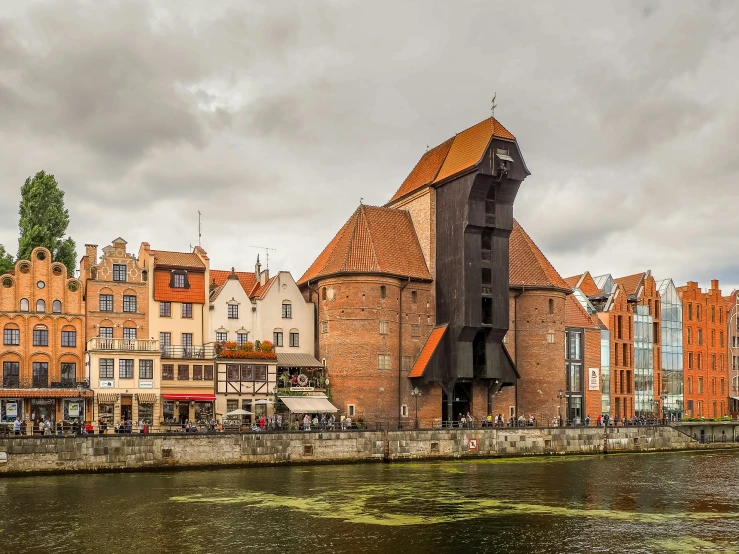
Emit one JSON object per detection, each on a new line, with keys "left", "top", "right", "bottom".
{"left": 565, "top": 272, "right": 602, "bottom": 296}
{"left": 564, "top": 274, "right": 582, "bottom": 289}
{"left": 150, "top": 249, "right": 205, "bottom": 269}
{"left": 509, "top": 219, "right": 569, "bottom": 290}
{"left": 389, "top": 117, "right": 516, "bottom": 203}
{"left": 565, "top": 294, "right": 597, "bottom": 329}
{"left": 298, "top": 205, "right": 432, "bottom": 285}
{"left": 614, "top": 272, "right": 645, "bottom": 296}
{"left": 210, "top": 269, "right": 257, "bottom": 300}
{"left": 250, "top": 276, "right": 278, "bottom": 300}
{"left": 409, "top": 325, "right": 447, "bottom": 379}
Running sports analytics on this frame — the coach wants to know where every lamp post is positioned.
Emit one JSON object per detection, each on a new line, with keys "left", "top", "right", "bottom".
{"left": 411, "top": 387, "right": 421, "bottom": 429}
{"left": 660, "top": 392, "right": 668, "bottom": 424}
{"left": 557, "top": 389, "right": 564, "bottom": 427}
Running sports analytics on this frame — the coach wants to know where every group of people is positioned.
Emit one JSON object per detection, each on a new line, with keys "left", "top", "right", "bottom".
{"left": 299, "top": 414, "right": 341, "bottom": 431}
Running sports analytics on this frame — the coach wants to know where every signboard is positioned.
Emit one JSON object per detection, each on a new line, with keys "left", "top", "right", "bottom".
{"left": 6, "top": 403, "right": 17, "bottom": 418}
{"left": 99, "top": 380, "right": 114, "bottom": 388}
{"left": 68, "top": 403, "right": 80, "bottom": 418}
{"left": 0, "top": 452, "right": 7, "bottom": 464}
{"left": 139, "top": 381, "right": 153, "bottom": 389}
{"left": 468, "top": 438, "right": 478, "bottom": 451}
{"left": 290, "top": 387, "right": 314, "bottom": 392}
{"left": 588, "top": 368, "right": 599, "bottom": 391}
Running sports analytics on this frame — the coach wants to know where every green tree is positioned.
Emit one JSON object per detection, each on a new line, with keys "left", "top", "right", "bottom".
{"left": 0, "top": 244, "right": 13, "bottom": 275}
{"left": 17, "top": 171, "right": 77, "bottom": 276}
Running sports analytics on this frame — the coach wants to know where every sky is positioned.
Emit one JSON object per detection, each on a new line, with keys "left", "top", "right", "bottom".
{"left": 0, "top": 1, "right": 738, "bottom": 291}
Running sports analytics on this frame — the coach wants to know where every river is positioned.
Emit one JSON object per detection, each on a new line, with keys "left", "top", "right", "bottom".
{"left": 1, "top": 450, "right": 738, "bottom": 553}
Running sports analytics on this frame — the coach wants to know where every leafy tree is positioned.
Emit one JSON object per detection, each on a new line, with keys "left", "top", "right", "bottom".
{"left": 0, "top": 244, "right": 13, "bottom": 275}
{"left": 17, "top": 171, "right": 77, "bottom": 276}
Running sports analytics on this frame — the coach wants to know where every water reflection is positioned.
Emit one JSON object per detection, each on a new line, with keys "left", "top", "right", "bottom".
{"left": 1, "top": 450, "right": 738, "bottom": 553}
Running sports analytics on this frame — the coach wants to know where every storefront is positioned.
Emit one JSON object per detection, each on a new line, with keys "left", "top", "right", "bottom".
{"left": 0, "top": 399, "right": 23, "bottom": 422}
{"left": 62, "top": 398, "right": 86, "bottom": 423}
{"left": 161, "top": 394, "right": 216, "bottom": 425}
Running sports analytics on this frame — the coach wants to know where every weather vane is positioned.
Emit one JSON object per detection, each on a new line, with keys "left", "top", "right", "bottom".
{"left": 491, "top": 93, "right": 497, "bottom": 119}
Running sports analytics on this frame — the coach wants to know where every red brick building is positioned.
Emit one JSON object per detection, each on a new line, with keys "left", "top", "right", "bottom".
{"left": 565, "top": 294, "right": 602, "bottom": 424}
{"left": 726, "top": 290, "right": 739, "bottom": 416}
{"left": 678, "top": 280, "right": 729, "bottom": 418}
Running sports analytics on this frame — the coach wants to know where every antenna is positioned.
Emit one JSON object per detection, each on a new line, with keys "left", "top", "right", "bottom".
{"left": 491, "top": 92, "right": 497, "bottom": 119}
{"left": 250, "top": 245, "right": 276, "bottom": 271}
{"left": 198, "top": 211, "right": 202, "bottom": 248}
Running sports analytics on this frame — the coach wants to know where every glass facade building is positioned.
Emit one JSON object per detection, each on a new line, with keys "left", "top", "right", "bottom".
{"left": 634, "top": 304, "right": 654, "bottom": 416}
{"left": 657, "top": 279, "right": 683, "bottom": 419}
{"left": 565, "top": 330, "right": 583, "bottom": 424}
{"left": 601, "top": 329, "right": 611, "bottom": 416}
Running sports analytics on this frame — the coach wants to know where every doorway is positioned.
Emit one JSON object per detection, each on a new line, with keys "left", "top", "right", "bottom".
{"left": 179, "top": 402, "right": 190, "bottom": 423}
{"left": 120, "top": 396, "right": 133, "bottom": 422}
{"left": 441, "top": 383, "right": 472, "bottom": 423}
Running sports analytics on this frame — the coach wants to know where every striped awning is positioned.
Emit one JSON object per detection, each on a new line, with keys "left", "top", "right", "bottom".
{"left": 136, "top": 393, "right": 158, "bottom": 404}
{"left": 97, "top": 392, "right": 119, "bottom": 403}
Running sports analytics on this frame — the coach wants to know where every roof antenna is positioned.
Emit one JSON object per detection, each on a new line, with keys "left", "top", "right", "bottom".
{"left": 250, "top": 246, "right": 276, "bottom": 271}
{"left": 360, "top": 197, "right": 363, "bottom": 205}
{"left": 491, "top": 92, "right": 497, "bottom": 120}
{"left": 198, "top": 210, "right": 202, "bottom": 248}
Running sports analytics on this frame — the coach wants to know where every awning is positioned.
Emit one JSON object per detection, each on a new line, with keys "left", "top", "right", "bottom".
{"left": 97, "top": 392, "right": 119, "bottom": 403}
{"left": 409, "top": 325, "right": 447, "bottom": 378}
{"left": 136, "top": 393, "right": 158, "bottom": 404}
{"left": 278, "top": 394, "right": 338, "bottom": 413}
{"left": 162, "top": 394, "right": 216, "bottom": 402}
{"left": 730, "top": 397, "right": 739, "bottom": 401}
{"left": 276, "top": 352, "right": 324, "bottom": 368}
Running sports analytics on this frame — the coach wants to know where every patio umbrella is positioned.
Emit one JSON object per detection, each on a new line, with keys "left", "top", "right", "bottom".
{"left": 225, "top": 409, "right": 252, "bottom": 416}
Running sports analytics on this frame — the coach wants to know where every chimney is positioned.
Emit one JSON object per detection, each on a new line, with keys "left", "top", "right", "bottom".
{"left": 711, "top": 279, "right": 719, "bottom": 291}
{"left": 255, "top": 255, "right": 261, "bottom": 281}
{"left": 260, "top": 268, "right": 269, "bottom": 286}
{"left": 85, "top": 244, "right": 98, "bottom": 267}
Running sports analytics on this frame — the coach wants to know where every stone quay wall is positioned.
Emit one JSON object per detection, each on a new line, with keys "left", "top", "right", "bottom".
{"left": 0, "top": 425, "right": 733, "bottom": 477}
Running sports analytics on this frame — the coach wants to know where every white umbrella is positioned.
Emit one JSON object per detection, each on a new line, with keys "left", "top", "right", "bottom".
{"left": 225, "top": 409, "right": 252, "bottom": 416}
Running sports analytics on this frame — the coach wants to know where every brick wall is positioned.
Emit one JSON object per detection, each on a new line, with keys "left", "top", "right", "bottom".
{"left": 583, "top": 328, "right": 602, "bottom": 419}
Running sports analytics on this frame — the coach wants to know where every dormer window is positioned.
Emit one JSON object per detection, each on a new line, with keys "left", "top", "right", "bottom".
{"left": 173, "top": 274, "right": 185, "bottom": 288}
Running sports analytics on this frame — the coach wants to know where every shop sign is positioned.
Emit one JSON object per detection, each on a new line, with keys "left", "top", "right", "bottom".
{"left": 68, "top": 403, "right": 81, "bottom": 418}
{"left": 31, "top": 399, "right": 55, "bottom": 406}
{"left": 6, "top": 403, "right": 17, "bottom": 418}
{"left": 139, "top": 381, "right": 153, "bottom": 389}
{"left": 290, "top": 387, "right": 314, "bottom": 392}
{"left": 99, "top": 380, "right": 115, "bottom": 388}
{"left": 588, "top": 368, "right": 599, "bottom": 391}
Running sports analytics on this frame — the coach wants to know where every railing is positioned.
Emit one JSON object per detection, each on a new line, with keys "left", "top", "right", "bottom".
{"left": 1, "top": 378, "right": 89, "bottom": 389}
{"left": 160, "top": 345, "right": 218, "bottom": 359}
{"left": 88, "top": 338, "right": 160, "bottom": 352}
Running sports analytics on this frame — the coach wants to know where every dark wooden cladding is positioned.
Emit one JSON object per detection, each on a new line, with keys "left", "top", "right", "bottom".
{"left": 423, "top": 138, "right": 528, "bottom": 388}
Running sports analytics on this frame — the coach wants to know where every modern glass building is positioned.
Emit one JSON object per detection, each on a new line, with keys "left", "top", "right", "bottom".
{"left": 601, "top": 329, "right": 611, "bottom": 416}
{"left": 657, "top": 278, "right": 684, "bottom": 419}
{"left": 634, "top": 304, "right": 654, "bottom": 416}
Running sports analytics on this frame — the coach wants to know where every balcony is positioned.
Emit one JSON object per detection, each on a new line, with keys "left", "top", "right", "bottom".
{"left": 161, "top": 345, "right": 218, "bottom": 360}
{"left": 88, "top": 338, "right": 160, "bottom": 352}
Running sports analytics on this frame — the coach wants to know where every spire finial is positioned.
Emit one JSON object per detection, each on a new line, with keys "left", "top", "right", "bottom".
{"left": 360, "top": 197, "right": 363, "bottom": 205}
{"left": 491, "top": 92, "right": 497, "bottom": 120}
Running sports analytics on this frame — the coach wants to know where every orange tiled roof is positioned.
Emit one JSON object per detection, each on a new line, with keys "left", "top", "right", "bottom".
{"left": 251, "top": 276, "right": 277, "bottom": 300}
{"left": 409, "top": 325, "right": 447, "bottom": 378}
{"left": 509, "top": 219, "right": 569, "bottom": 290}
{"left": 564, "top": 274, "right": 582, "bottom": 289}
{"left": 389, "top": 117, "right": 516, "bottom": 202}
{"left": 153, "top": 270, "right": 206, "bottom": 304}
{"left": 578, "top": 273, "right": 602, "bottom": 296}
{"left": 613, "top": 272, "right": 645, "bottom": 296}
{"left": 298, "top": 205, "right": 432, "bottom": 285}
{"left": 210, "top": 269, "right": 257, "bottom": 298}
{"left": 150, "top": 250, "right": 205, "bottom": 269}
{"left": 565, "top": 294, "right": 597, "bottom": 329}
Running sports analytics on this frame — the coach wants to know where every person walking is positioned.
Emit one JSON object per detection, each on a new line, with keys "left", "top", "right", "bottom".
{"left": 13, "top": 417, "right": 20, "bottom": 436}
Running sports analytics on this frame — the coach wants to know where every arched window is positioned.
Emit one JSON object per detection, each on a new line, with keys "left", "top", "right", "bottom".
{"left": 36, "top": 299, "right": 46, "bottom": 313}
{"left": 52, "top": 300, "right": 62, "bottom": 313}
{"left": 20, "top": 298, "right": 29, "bottom": 312}
{"left": 548, "top": 299, "right": 554, "bottom": 315}
{"left": 321, "top": 287, "right": 326, "bottom": 301}
{"left": 380, "top": 285, "right": 387, "bottom": 299}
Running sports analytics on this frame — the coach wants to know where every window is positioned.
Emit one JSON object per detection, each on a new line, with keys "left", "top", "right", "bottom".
{"left": 178, "top": 365, "right": 189, "bottom": 380}
{"left": 100, "top": 294, "right": 113, "bottom": 312}
{"left": 113, "top": 264, "right": 127, "bottom": 282}
{"left": 622, "top": 343, "right": 628, "bottom": 366}
{"left": 721, "top": 378, "right": 725, "bottom": 394}
{"left": 162, "top": 364, "right": 174, "bottom": 380}
{"left": 123, "top": 327, "right": 136, "bottom": 340}
{"left": 160, "top": 332, "right": 171, "bottom": 351}
{"left": 547, "top": 332, "right": 555, "bottom": 344}
{"left": 688, "top": 352, "right": 693, "bottom": 370}
{"left": 411, "top": 324, "right": 420, "bottom": 337}
{"left": 216, "top": 331, "right": 227, "bottom": 342}
{"left": 61, "top": 330, "right": 76, "bottom": 347}
{"left": 401, "top": 404, "right": 408, "bottom": 417}
{"left": 549, "top": 299, "right": 554, "bottom": 315}
{"left": 289, "top": 332, "right": 299, "bottom": 347}
{"left": 4, "top": 328, "right": 19, "bottom": 346}
{"left": 20, "top": 298, "right": 28, "bottom": 312}
{"left": 347, "top": 404, "right": 356, "bottom": 417}
{"left": 412, "top": 291, "right": 417, "bottom": 303}
{"left": 688, "top": 378, "right": 692, "bottom": 394}
{"left": 380, "top": 286, "right": 386, "bottom": 299}
{"left": 481, "top": 231, "right": 492, "bottom": 250}
{"left": 698, "top": 377, "right": 703, "bottom": 394}
{"left": 698, "top": 353, "right": 702, "bottom": 370}
{"left": 322, "top": 287, "right": 326, "bottom": 301}
{"left": 237, "top": 333, "right": 248, "bottom": 346}
{"left": 3, "top": 361, "right": 19, "bottom": 388}
{"left": 402, "top": 356, "right": 412, "bottom": 371}
{"left": 228, "top": 304, "right": 239, "bottom": 319}
{"left": 697, "top": 305, "right": 701, "bottom": 321}
{"left": 482, "top": 298, "right": 493, "bottom": 325}
{"left": 482, "top": 268, "right": 492, "bottom": 284}
{"left": 182, "top": 303, "right": 193, "bottom": 318}
{"left": 32, "top": 362, "right": 48, "bottom": 388}
{"left": 568, "top": 331, "right": 582, "bottom": 360}
{"left": 711, "top": 330, "right": 715, "bottom": 347}
{"left": 378, "top": 354, "right": 391, "bottom": 370}
{"left": 33, "top": 326, "right": 49, "bottom": 347}
{"left": 688, "top": 303, "right": 692, "bottom": 321}
{"left": 52, "top": 300, "right": 62, "bottom": 313}
{"left": 58, "top": 362, "right": 75, "bottom": 386}
{"left": 36, "top": 299, "right": 45, "bottom": 313}
{"left": 204, "top": 365, "right": 213, "bottom": 380}
{"left": 282, "top": 302, "right": 292, "bottom": 319}
{"left": 123, "top": 295, "right": 137, "bottom": 313}
{"left": 687, "top": 328, "right": 692, "bottom": 345}
{"left": 721, "top": 331, "right": 724, "bottom": 348}
{"left": 100, "top": 327, "right": 113, "bottom": 339}
{"left": 173, "top": 273, "right": 185, "bottom": 288}
{"left": 698, "top": 329, "right": 703, "bottom": 346}
{"left": 139, "top": 359, "right": 153, "bottom": 379}
{"left": 712, "top": 354, "right": 716, "bottom": 371}
{"left": 119, "top": 359, "right": 134, "bottom": 379}
{"left": 160, "top": 302, "right": 171, "bottom": 317}
{"left": 321, "top": 321, "right": 328, "bottom": 334}
{"left": 712, "top": 378, "right": 716, "bottom": 394}
{"left": 182, "top": 333, "right": 193, "bottom": 355}
{"left": 193, "top": 365, "right": 203, "bottom": 380}
{"left": 712, "top": 306, "right": 715, "bottom": 323}
{"left": 377, "top": 320, "right": 389, "bottom": 335}
{"left": 273, "top": 331, "right": 284, "bottom": 347}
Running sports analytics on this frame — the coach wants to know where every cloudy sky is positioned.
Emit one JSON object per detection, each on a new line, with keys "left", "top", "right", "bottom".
{"left": 1, "top": 1, "right": 738, "bottom": 291}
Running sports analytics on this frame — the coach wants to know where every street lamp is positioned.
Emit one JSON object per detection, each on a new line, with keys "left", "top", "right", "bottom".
{"left": 410, "top": 387, "right": 421, "bottom": 429}
{"left": 557, "top": 389, "right": 564, "bottom": 427}
{"left": 660, "top": 392, "right": 668, "bottom": 424}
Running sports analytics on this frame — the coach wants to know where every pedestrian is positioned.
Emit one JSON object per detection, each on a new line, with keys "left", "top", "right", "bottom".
{"left": 259, "top": 416, "right": 265, "bottom": 431}
{"left": 585, "top": 415, "right": 591, "bottom": 427}
{"left": 13, "top": 417, "right": 20, "bottom": 435}
{"left": 303, "top": 414, "right": 311, "bottom": 431}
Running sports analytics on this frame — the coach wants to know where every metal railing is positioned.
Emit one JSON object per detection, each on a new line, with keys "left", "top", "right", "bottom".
{"left": 88, "top": 338, "right": 160, "bottom": 352}
{"left": 160, "top": 345, "right": 217, "bottom": 359}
